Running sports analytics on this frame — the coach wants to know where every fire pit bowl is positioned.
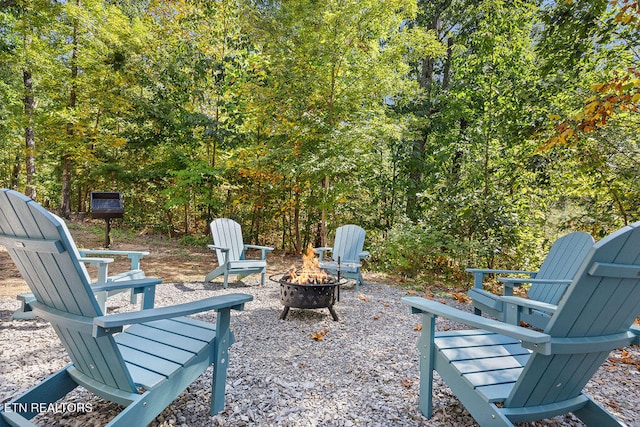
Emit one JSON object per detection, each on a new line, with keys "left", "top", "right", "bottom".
{"left": 271, "top": 272, "right": 348, "bottom": 321}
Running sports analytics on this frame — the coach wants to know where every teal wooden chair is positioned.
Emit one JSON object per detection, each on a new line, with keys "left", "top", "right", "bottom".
{"left": 314, "top": 224, "right": 369, "bottom": 291}
{"left": 205, "top": 218, "right": 273, "bottom": 288}
{"left": 0, "top": 189, "right": 252, "bottom": 426}
{"left": 467, "top": 231, "right": 594, "bottom": 328}
{"left": 403, "top": 221, "right": 640, "bottom": 426}
{"left": 12, "top": 213, "right": 150, "bottom": 319}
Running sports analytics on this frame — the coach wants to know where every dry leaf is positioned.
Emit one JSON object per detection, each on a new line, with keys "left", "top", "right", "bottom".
{"left": 311, "top": 329, "right": 329, "bottom": 341}
{"left": 373, "top": 316, "right": 380, "bottom": 320}
{"left": 606, "top": 401, "right": 621, "bottom": 409}
{"left": 401, "top": 378, "right": 413, "bottom": 389}
{"left": 413, "top": 324, "right": 422, "bottom": 331}
{"left": 452, "top": 292, "right": 470, "bottom": 303}
{"left": 359, "top": 295, "right": 370, "bottom": 302}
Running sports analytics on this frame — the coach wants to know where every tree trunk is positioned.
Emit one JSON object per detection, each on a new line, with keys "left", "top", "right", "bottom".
{"left": 11, "top": 154, "right": 20, "bottom": 189}
{"left": 319, "top": 175, "right": 329, "bottom": 247}
{"left": 60, "top": 154, "right": 72, "bottom": 217}
{"left": 23, "top": 67, "right": 36, "bottom": 200}
{"left": 61, "top": 6, "right": 79, "bottom": 218}
{"left": 293, "top": 186, "right": 301, "bottom": 255}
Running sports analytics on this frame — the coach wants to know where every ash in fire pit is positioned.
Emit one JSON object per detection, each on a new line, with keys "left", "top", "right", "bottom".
{"left": 271, "top": 246, "right": 347, "bottom": 321}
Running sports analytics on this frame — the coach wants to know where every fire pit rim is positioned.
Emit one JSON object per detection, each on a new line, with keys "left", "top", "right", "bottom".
{"left": 269, "top": 272, "right": 349, "bottom": 287}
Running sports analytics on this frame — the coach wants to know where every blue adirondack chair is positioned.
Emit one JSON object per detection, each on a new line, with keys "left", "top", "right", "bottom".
{"left": 205, "top": 218, "right": 273, "bottom": 288}
{"left": 402, "top": 221, "right": 640, "bottom": 426}
{"left": 12, "top": 213, "right": 150, "bottom": 319}
{"left": 0, "top": 189, "right": 252, "bottom": 426}
{"left": 467, "top": 231, "right": 594, "bottom": 328}
{"left": 314, "top": 224, "right": 369, "bottom": 291}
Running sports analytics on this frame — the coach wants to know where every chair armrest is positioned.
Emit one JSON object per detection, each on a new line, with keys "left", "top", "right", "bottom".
{"left": 79, "top": 249, "right": 149, "bottom": 257}
{"left": 499, "top": 277, "right": 572, "bottom": 286}
{"left": 498, "top": 277, "right": 572, "bottom": 296}
{"left": 79, "top": 257, "right": 115, "bottom": 265}
{"left": 401, "top": 296, "right": 550, "bottom": 347}
{"left": 359, "top": 251, "right": 370, "bottom": 259}
{"left": 244, "top": 244, "right": 274, "bottom": 260}
{"left": 466, "top": 268, "right": 537, "bottom": 289}
{"left": 78, "top": 249, "right": 149, "bottom": 270}
{"left": 500, "top": 296, "right": 558, "bottom": 313}
{"left": 500, "top": 296, "right": 558, "bottom": 327}
{"left": 93, "top": 293, "right": 253, "bottom": 335}
{"left": 208, "top": 245, "right": 231, "bottom": 265}
{"left": 91, "top": 277, "right": 162, "bottom": 293}
{"left": 314, "top": 247, "right": 332, "bottom": 262}
{"left": 79, "top": 257, "right": 114, "bottom": 283}
{"left": 244, "top": 244, "right": 274, "bottom": 252}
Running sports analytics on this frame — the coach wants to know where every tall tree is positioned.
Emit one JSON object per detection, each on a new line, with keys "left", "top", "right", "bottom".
{"left": 247, "top": 0, "right": 443, "bottom": 247}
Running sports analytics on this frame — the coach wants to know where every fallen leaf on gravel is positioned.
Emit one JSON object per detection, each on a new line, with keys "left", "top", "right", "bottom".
{"left": 359, "top": 296, "right": 370, "bottom": 302}
{"left": 373, "top": 316, "right": 379, "bottom": 320}
{"left": 311, "top": 329, "right": 329, "bottom": 341}
{"left": 451, "top": 292, "right": 470, "bottom": 303}
{"left": 615, "top": 350, "right": 640, "bottom": 370}
{"left": 401, "top": 378, "right": 413, "bottom": 389}
{"left": 606, "top": 401, "right": 621, "bottom": 409}
{"left": 413, "top": 324, "right": 422, "bottom": 331}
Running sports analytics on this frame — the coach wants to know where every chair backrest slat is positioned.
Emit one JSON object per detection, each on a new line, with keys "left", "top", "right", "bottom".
{"left": 528, "top": 231, "right": 594, "bottom": 304}
{"left": 332, "top": 224, "right": 366, "bottom": 263}
{"left": 211, "top": 218, "right": 245, "bottom": 262}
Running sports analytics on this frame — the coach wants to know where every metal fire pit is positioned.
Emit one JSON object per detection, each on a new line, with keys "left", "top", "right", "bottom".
{"left": 271, "top": 272, "right": 348, "bottom": 321}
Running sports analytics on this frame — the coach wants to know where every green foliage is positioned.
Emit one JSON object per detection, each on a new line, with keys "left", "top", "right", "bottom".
{"left": 178, "top": 234, "right": 210, "bottom": 247}
{"left": 0, "top": 0, "right": 637, "bottom": 282}
{"left": 372, "top": 221, "right": 468, "bottom": 279}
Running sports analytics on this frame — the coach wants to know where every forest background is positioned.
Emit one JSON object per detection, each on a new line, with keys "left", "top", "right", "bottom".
{"left": 1, "top": 0, "right": 639, "bottom": 284}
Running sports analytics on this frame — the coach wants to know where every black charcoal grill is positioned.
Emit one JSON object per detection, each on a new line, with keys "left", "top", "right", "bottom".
{"left": 90, "top": 192, "right": 123, "bottom": 247}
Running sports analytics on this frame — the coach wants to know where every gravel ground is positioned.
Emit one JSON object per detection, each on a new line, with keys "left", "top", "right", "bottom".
{"left": 1, "top": 278, "right": 638, "bottom": 426}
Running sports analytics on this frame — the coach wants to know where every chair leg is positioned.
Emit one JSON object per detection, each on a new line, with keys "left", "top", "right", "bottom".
{"left": 417, "top": 313, "right": 436, "bottom": 419}
{"left": 95, "top": 291, "right": 108, "bottom": 314}
{"left": 211, "top": 309, "right": 232, "bottom": 414}
{"left": 223, "top": 271, "right": 229, "bottom": 289}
